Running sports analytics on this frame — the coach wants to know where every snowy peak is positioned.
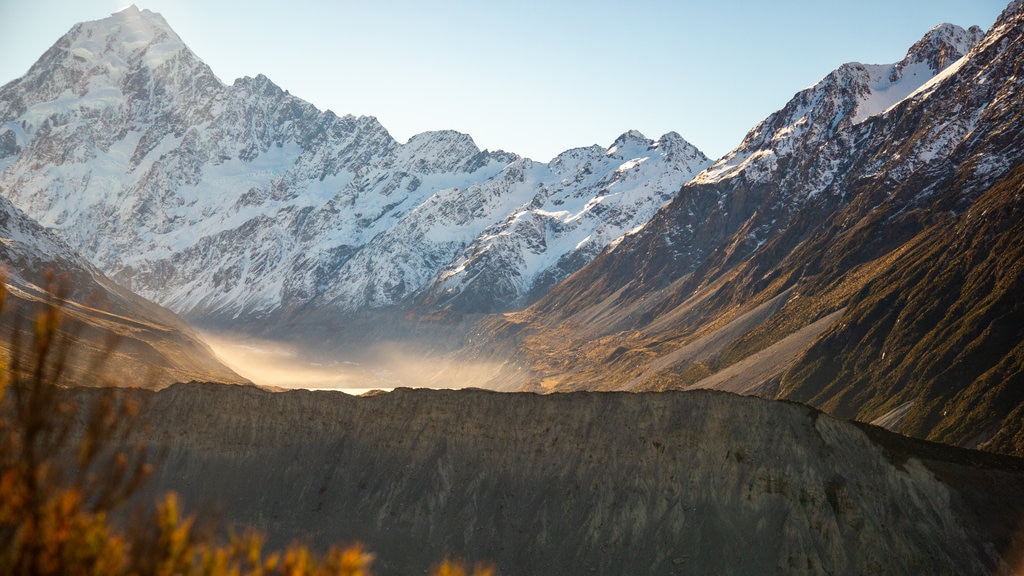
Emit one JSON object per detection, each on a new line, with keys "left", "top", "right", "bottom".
{"left": 897, "top": 23, "right": 984, "bottom": 77}
{"left": 696, "top": 21, "right": 984, "bottom": 186}
{"left": 607, "top": 129, "right": 649, "bottom": 152}
{"left": 397, "top": 130, "right": 514, "bottom": 174}
{"left": 848, "top": 23, "right": 981, "bottom": 124}
{"left": 0, "top": 2, "right": 214, "bottom": 125}
{"left": 655, "top": 131, "right": 688, "bottom": 149}
{"left": 847, "top": 23, "right": 983, "bottom": 124}
{"left": 604, "top": 130, "right": 703, "bottom": 162}
{"left": 598, "top": 131, "right": 709, "bottom": 186}
{"left": 0, "top": 5, "right": 712, "bottom": 329}
{"left": 60, "top": 4, "right": 187, "bottom": 76}
{"left": 104, "top": 5, "right": 182, "bottom": 45}
{"left": 413, "top": 129, "right": 711, "bottom": 313}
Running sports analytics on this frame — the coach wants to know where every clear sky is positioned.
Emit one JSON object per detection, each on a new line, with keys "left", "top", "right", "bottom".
{"left": 0, "top": 1, "right": 1008, "bottom": 162}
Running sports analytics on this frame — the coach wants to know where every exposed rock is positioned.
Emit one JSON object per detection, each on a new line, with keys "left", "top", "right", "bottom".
{"left": 128, "top": 383, "right": 1024, "bottom": 575}
{"left": 0, "top": 7, "right": 708, "bottom": 337}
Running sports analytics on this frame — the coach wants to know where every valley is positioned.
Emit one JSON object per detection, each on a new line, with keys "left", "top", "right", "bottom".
{"left": 0, "top": 0, "right": 1020, "bottom": 454}
{"left": 1, "top": 1, "right": 1024, "bottom": 572}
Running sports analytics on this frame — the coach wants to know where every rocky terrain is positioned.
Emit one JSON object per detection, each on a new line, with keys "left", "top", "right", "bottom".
{"left": 127, "top": 383, "right": 1024, "bottom": 576}
{"left": 2, "top": 3, "right": 1024, "bottom": 573}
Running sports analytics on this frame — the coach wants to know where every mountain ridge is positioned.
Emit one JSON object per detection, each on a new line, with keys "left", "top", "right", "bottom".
{"left": 461, "top": 4, "right": 1024, "bottom": 456}
{"left": 0, "top": 192, "right": 247, "bottom": 388}
{"left": 0, "top": 7, "right": 709, "bottom": 338}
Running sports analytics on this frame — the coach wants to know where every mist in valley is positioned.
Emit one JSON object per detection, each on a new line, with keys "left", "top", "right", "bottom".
{"left": 200, "top": 331, "right": 503, "bottom": 393}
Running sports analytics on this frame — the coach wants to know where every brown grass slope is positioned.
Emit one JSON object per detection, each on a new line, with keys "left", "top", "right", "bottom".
{"left": 780, "top": 163, "right": 1024, "bottom": 455}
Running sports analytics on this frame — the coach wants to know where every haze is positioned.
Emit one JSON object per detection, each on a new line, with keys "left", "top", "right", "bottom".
{"left": 202, "top": 332, "right": 504, "bottom": 394}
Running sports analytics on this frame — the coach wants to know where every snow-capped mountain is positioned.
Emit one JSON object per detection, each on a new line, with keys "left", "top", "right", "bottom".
{"left": 0, "top": 5, "right": 708, "bottom": 332}
{"left": 310, "top": 130, "right": 709, "bottom": 316}
{"left": 0, "top": 6, "right": 515, "bottom": 323}
{"left": 467, "top": 2, "right": 1024, "bottom": 456}
{"left": 693, "top": 21, "right": 983, "bottom": 196}
{"left": 412, "top": 130, "right": 709, "bottom": 313}
{"left": 612, "top": 20, "right": 988, "bottom": 288}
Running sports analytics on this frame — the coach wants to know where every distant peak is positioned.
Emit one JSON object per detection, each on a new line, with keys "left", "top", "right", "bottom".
{"left": 612, "top": 129, "right": 649, "bottom": 146}
{"left": 605, "top": 130, "right": 652, "bottom": 156}
{"left": 412, "top": 128, "right": 472, "bottom": 139}
{"left": 656, "top": 131, "right": 708, "bottom": 159}
{"left": 899, "top": 23, "right": 983, "bottom": 74}
{"left": 399, "top": 130, "right": 485, "bottom": 171}
{"left": 91, "top": 4, "right": 181, "bottom": 43}
{"left": 406, "top": 129, "right": 478, "bottom": 149}
{"left": 110, "top": 4, "right": 172, "bottom": 25}
{"left": 52, "top": 4, "right": 187, "bottom": 71}
{"left": 656, "top": 131, "right": 689, "bottom": 148}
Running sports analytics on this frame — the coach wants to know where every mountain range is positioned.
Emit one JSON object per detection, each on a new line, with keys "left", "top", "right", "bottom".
{"left": 1, "top": 1, "right": 1023, "bottom": 462}
{"left": 0, "top": 6, "right": 709, "bottom": 340}
{"left": 464, "top": 2, "right": 1024, "bottom": 456}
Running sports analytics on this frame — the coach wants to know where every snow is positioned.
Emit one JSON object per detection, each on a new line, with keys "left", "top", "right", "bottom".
{"left": 423, "top": 130, "right": 712, "bottom": 307}
{"left": 0, "top": 8, "right": 718, "bottom": 319}
{"left": 852, "top": 60, "right": 935, "bottom": 124}
{"left": 901, "top": 53, "right": 971, "bottom": 105}
{"left": 694, "top": 23, "right": 983, "bottom": 190}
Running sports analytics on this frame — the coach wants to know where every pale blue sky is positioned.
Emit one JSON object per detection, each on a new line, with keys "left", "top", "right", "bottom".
{"left": 0, "top": 1, "right": 1008, "bottom": 161}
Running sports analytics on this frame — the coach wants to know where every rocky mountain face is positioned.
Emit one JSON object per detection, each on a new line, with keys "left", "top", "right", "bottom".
{"left": 467, "top": 4, "right": 1024, "bottom": 455}
{"left": 411, "top": 130, "right": 709, "bottom": 314}
{"left": 0, "top": 194, "right": 245, "bottom": 387}
{"left": 125, "top": 383, "right": 1024, "bottom": 575}
{"left": 0, "top": 6, "right": 709, "bottom": 339}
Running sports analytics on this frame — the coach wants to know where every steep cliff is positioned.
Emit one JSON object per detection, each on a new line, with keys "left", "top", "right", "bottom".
{"left": 131, "top": 383, "right": 1024, "bottom": 575}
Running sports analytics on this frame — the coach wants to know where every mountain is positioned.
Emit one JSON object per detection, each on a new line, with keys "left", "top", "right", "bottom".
{"left": 0, "top": 194, "right": 246, "bottom": 387}
{"left": 0, "top": 6, "right": 708, "bottom": 342}
{"left": 124, "top": 383, "right": 1024, "bottom": 575}
{"left": 465, "top": 4, "right": 1024, "bottom": 456}
{"left": 411, "top": 130, "right": 709, "bottom": 314}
